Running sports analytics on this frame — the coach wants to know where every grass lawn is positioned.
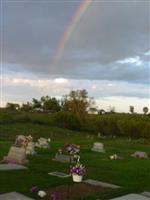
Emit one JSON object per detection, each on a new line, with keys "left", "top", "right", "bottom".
{"left": 0, "top": 123, "right": 150, "bottom": 199}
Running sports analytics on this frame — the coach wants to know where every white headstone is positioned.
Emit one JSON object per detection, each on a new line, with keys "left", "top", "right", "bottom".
{"left": 91, "top": 142, "right": 105, "bottom": 153}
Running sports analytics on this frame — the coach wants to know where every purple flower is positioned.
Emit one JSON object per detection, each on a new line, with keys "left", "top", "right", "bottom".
{"left": 70, "top": 164, "right": 86, "bottom": 176}
{"left": 50, "top": 192, "right": 60, "bottom": 200}
{"left": 30, "top": 186, "right": 39, "bottom": 193}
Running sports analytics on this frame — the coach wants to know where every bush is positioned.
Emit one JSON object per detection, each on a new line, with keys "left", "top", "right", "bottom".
{"left": 53, "top": 111, "right": 81, "bottom": 130}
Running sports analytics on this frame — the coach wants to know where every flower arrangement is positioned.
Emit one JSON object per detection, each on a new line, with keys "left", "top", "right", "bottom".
{"left": 30, "top": 186, "right": 60, "bottom": 199}
{"left": 70, "top": 163, "right": 86, "bottom": 176}
{"left": 110, "top": 154, "right": 118, "bottom": 160}
{"left": 38, "top": 190, "right": 47, "bottom": 198}
{"left": 70, "top": 163, "right": 86, "bottom": 182}
{"left": 15, "top": 135, "right": 33, "bottom": 147}
{"left": 63, "top": 143, "right": 80, "bottom": 155}
{"left": 35, "top": 137, "right": 51, "bottom": 149}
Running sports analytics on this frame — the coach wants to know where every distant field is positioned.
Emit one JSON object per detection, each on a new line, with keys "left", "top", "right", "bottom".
{"left": 0, "top": 123, "right": 150, "bottom": 199}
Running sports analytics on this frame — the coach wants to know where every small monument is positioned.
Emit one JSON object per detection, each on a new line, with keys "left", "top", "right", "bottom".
{"left": 131, "top": 151, "right": 149, "bottom": 159}
{"left": 97, "top": 132, "right": 101, "bottom": 138}
{"left": 3, "top": 146, "right": 28, "bottom": 165}
{"left": 2, "top": 135, "right": 34, "bottom": 165}
{"left": 91, "top": 142, "right": 105, "bottom": 153}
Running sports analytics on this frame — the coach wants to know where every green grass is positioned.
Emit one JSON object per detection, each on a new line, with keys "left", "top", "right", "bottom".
{"left": 0, "top": 123, "right": 150, "bottom": 199}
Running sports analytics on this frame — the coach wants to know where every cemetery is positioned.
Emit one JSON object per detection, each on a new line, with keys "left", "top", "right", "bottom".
{"left": 1, "top": 0, "right": 149, "bottom": 199}
{"left": 0, "top": 124, "right": 150, "bottom": 200}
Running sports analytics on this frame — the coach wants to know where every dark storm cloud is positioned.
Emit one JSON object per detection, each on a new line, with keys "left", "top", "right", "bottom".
{"left": 1, "top": 0, "right": 150, "bottom": 84}
{"left": 2, "top": 0, "right": 80, "bottom": 72}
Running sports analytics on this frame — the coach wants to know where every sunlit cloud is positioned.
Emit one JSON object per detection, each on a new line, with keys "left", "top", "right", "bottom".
{"left": 54, "top": 78, "right": 69, "bottom": 84}
{"left": 117, "top": 56, "right": 143, "bottom": 66}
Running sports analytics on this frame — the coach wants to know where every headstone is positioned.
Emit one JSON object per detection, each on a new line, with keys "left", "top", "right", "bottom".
{"left": 84, "top": 179, "right": 121, "bottom": 189}
{"left": 3, "top": 146, "right": 28, "bottom": 165}
{"left": 91, "top": 142, "right": 105, "bottom": 153}
{"left": 53, "top": 154, "right": 72, "bottom": 163}
{"left": 110, "top": 194, "right": 150, "bottom": 200}
{"left": 131, "top": 151, "right": 149, "bottom": 159}
{"left": 0, "top": 192, "right": 34, "bottom": 200}
{"left": 48, "top": 171, "right": 71, "bottom": 178}
{"left": 97, "top": 132, "right": 101, "bottom": 138}
{"left": 0, "top": 163, "right": 27, "bottom": 171}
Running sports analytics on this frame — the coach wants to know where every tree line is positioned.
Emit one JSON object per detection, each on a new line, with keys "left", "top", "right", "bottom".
{"left": 5, "top": 89, "right": 149, "bottom": 116}
{"left": 1, "top": 89, "right": 150, "bottom": 139}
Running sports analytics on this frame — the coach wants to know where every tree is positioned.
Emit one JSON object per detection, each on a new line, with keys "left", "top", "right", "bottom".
{"left": 62, "top": 89, "right": 94, "bottom": 121}
{"left": 89, "top": 107, "right": 98, "bottom": 114}
{"left": 6, "top": 103, "right": 20, "bottom": 111}
{"left": 21, "top": 102, "right": 32, "bottom": 112}
{"left": 32, "top": 98, "right": 41, "bottom": 109}
{"left": 143, "top": 107, "right": 149, "bottom": 115}
{"left": 41, "top": 96, "right": 61, "bottom": 112}
{"left": 129, "top": 106, "right": 134, "bottom": 114}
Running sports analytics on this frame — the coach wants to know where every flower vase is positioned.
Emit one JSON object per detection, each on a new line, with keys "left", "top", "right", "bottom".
{"left": 72, "top": 174, "right": 83, "bottom": 182}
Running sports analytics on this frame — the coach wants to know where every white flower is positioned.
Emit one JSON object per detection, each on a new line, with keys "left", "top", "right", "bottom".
{"left": 48, "top": 138, "right": 51, "bottom": 142}
{"left": 38, "top": 190, "right": 47, "bottom": 198}
{"left": 110, "top": 154, "right": 118, "bottom": 160}
{"left": 35, "top": 143, "right": 39, "bottom": 147}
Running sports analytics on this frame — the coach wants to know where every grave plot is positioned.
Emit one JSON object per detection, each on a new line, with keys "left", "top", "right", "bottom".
{"left": 84, "top": 179, "right": 121, "bottom": 189}
{"left": 46, "top": 183, "right": 111, "bottom": 200}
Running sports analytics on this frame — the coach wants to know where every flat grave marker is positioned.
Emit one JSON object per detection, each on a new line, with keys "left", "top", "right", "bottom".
{"left": 0, "top": 192, "right": 34, "bottom": 200}
{"left": 0, "top": 163, "right": 27, "bottom": 171}
{"left": 48, "top": 171, "right": 71, "bottom": 178}
{"left": 142, "top": 192, "right": 150, "bottom": 198}
{"left": 110, "top": 194, "right": 150, "bottom": 200}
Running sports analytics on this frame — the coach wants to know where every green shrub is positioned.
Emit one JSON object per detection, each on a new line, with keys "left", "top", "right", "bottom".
{"left": 53, "top": 111, "right": 81, "bottom": 130}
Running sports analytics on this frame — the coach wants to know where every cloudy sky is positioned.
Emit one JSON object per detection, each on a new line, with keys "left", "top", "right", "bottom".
{"left": 0, "top": 0, "right": 150, "bottom": 112}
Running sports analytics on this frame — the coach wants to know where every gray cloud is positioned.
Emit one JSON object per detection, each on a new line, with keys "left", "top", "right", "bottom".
{"left": 2, "top": 0, "right": 149, "bottom": 83}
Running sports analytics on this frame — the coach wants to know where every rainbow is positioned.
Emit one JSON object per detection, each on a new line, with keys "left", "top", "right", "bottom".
{"left": 52, "top": 0, "right": 92, "bottom": 67}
